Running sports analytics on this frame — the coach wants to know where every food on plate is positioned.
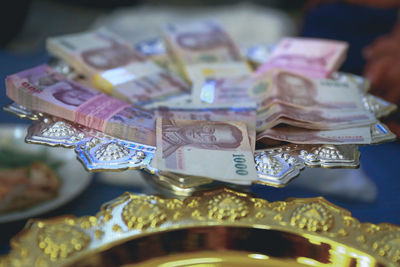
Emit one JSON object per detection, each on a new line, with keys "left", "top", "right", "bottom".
{"left": 0, "top": 149, "right": 62, "bottom": 214}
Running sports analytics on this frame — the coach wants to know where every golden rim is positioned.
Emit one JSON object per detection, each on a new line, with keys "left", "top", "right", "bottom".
{"left": 1, "top": 188, "right": 399, "bottom": 266}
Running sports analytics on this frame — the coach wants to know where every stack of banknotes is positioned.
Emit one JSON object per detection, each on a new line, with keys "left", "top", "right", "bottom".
{"left": 5, "top": 20, "right": 396, "bottom": 185}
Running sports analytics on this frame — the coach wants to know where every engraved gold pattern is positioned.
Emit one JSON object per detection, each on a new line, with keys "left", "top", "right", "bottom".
{"left": 290, "top": 203, "right": 334, "bottom": 232}
{"left": 372, "top": 229, "right": 400, "bottom": 263}
{"left": 207, "top": 192, "right": 249, "bottom": 221}
{"left": 37, "top": 224, "right": 90, "bottom": 261}
{"left": 0, "top": 188, "right": 399, "bottom": 266}
{"left": 122, "top": 198, "right": 167, "bottom": 230}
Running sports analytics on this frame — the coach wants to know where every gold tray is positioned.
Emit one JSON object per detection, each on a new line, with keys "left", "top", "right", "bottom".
{"left": 1, "top": 188, "right": 399, "bottom": 266}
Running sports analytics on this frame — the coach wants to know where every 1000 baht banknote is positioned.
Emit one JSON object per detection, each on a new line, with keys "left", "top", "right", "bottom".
{"left": 155, "top": 118, "right": 257, "bottom": 185}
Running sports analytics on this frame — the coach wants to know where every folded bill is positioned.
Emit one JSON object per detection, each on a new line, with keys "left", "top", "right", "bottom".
{"left": 256, "top": 37, "right": 348, "bottom": 78}
{"left": 6, "top": 64, "right": 156, "bottom": 145}
{"left": 257, "top": 125, "right": 372, "bottom": 145}
{"left": 256, "top": 103, "right": 376, "bottom": 131}
{"left": 155, "top": 118, "right": 257, "bottom": 185}
{"left": 257, "top": 121, "right": 397, "bottom": 145}
{"left": 47, "top": 30, "right": 190, "bottom": 106}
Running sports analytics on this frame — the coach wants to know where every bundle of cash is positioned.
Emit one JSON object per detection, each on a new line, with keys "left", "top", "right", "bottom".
{"left": 199, "top": 69, "right": 369, "bottom": 109}
{"left": 162, "top": 20, "right": 252, "bottom": 103}
{"left": 47, "top": 30, "right": 190, "bottom": 106}
{"left": 5, "top": 65, "right": 260, "bottom": 184}
{"left": 196, "top": 68, "right": 376, "bottom": 132}
{"left": 6, "top": 65, "right": 157, "bottom": 146}
{"left": 256, "top": 37, "right": 348, "bottom": 78}
{"left": 162, "top": 20, "right": 250, "bottom": 78}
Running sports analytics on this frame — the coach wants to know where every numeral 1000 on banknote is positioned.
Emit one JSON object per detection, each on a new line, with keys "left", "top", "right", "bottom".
{"left": 232, "top": 154, "right": 249, "bottom": 175}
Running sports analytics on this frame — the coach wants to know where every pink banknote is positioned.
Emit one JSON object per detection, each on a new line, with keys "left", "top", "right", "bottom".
{"left": 256, "top": 37, "right": 348, "bottom": 78}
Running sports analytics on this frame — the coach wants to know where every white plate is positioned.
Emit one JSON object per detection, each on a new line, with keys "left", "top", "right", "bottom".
{"left": 0, "top": 124, "right": 92, "bottom": 223}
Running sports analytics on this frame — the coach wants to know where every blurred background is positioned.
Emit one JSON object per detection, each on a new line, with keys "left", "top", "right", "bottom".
{"left": 0, "top": 0, "right": 399, "bottom": 254}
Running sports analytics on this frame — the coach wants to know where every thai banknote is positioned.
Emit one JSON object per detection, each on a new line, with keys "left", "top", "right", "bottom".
{"left": 134, "top": 38, "right": 185, "bottom": 78}
{"left": 162, "top": 20, "right": 248, "bottom": 69}
{"left": 256, "top": 69, "right": 368, "bottom": 111}
{"left": 155, "top": 118, "right": 257, "bottom": 185}
{"left": 332, "top": 72, "right": 371, "bottom": 93}
{"left": 199, "top": 74, "right": 260, "bottom": 105}
{"left": 256, "top": 37, "right": 348, "bottom": 78}
{"left": 162, "top": 20, "right": 252, "bottom": 103}
{"left": 256, "top": 103, "right": 376, "bottom": 132}
{"left": 146, "top": 52, "right": 185, "bottom": 79}
{"left": 6, "top": 65, "right": 156, "bottom": 145}
{"left": 47, "top": 30, "right": 190, "bottom": 106}
{"left": 154, "top": 104, "right": 257, "bottom": 151}
{"left": 257, "top": 125, "right": 372, "bottom": 145}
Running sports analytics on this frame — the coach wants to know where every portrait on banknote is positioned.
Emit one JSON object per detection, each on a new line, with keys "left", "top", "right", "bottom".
{"left": 51, "top": 81, "right": 97, "bottom": 107}
{"left": 161, "top": 119, "right": 243, "bottom": 158}
{"left": 272, "top": 71, "right": 348, "bottom": 109}
{"left": 169, "top": 21, "right": 241, "bottom": 62}
{"left": 274, "top": 71, "right": 318, "bottom": 107}
{"left": 176, "top": 24, "right": 230, "bottom": 50}
{"left": 23, "top": 65, "right": 65, "bottom": 91}
{"left": 81, "top": 34, "right": 144, "bottom": 70}
{"left": 27, "top": 72, "right": 65, "bottom": 89}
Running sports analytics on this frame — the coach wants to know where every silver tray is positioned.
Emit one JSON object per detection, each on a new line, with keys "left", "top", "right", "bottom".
{"left": 4, "top": 94, "right": 396, "bottom": 194}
